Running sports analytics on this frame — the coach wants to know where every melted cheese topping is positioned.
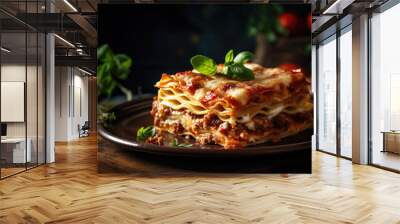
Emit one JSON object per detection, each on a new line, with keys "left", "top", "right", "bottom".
{"left": 155, "top": 63, "right": 312, "bottom": 126}
{"left": 226, "top": 88, "right": 249, "bottom": 106}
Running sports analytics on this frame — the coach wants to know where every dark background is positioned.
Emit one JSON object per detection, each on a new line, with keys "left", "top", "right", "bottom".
{"left": 98, "top": 4, "right": 311, "bottom": 97}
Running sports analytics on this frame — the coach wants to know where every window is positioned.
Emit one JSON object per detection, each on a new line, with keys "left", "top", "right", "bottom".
{"left": 371, "top": 3, "right": 400, "bottom": 171}
{"left": 317, "top": 35, "right": 337, "bottom": 154}
{"left": 339, "top": 27, "right": 352, "bottom": 158}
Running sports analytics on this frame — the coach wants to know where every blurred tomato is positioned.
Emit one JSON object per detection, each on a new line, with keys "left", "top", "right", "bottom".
{"left": 308, "top": 14, "right": 312, "bottom": 30}
{"left": 279, "top": 63, "right": 301, "bottom": 71}
{"left": 278, "top": 12, "right": 300, "bottom": 34}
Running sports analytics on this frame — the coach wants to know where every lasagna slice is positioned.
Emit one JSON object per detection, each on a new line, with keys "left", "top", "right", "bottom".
{"left": 150, "top": 63, "right": 313, "bottom": 149}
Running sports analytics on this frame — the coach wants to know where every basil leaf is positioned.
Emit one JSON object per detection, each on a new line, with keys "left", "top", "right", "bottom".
{"left": 233, "top": 51, "right": 254, "bottom": 64}
{"left": 224, "top": 49, "right": 234, "bottom": 65}
{"left": 179, "top": 143, "right": 193, "bottom": 147}
{"left": 226, "top": 64, "right": 255, "bottom": 81}
{"left": 137, "top": 126, "right": 155, "bottom": 141}
{"left": 171, "top": 139, "right": 178, "bottom": 147}
{"left": 190, "top": 55, "right": 217, "bottom": 76}
{"left": 171, "top": 138, "right": 193, "bottom": 147}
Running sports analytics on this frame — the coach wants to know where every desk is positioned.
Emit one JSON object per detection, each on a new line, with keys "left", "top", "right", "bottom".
{"left": 381, "top": 131, "right": 400, "bottom": 154}
{"left": 1, "top": 138, "right": 31, "bottom": 163}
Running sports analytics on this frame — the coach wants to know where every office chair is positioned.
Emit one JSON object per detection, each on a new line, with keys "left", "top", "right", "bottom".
{"left": 79, "top": 121, "right": 90, "bottom": 138}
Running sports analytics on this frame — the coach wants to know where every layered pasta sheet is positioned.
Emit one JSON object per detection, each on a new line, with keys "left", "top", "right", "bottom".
{"left": 150, "top": 63, "right": 313, "bottom": 149}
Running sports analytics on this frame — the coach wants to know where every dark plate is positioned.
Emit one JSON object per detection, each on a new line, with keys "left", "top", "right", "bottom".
{"left": 98, "top": 96, "right": 312, "bottom": 157}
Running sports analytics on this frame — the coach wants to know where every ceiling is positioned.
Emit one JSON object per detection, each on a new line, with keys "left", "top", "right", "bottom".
{"left": 0, "top": 0, "right": 393, "bottom": 70}
{"left": 0, "top": 0, "right": 100, "bottom": 71}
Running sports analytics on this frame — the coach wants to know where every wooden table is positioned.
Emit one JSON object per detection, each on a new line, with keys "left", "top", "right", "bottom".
{"left": 381, "top": 131, "right": 400, "bottom": 154}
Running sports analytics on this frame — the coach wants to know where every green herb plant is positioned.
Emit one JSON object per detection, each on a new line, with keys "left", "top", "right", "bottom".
{"left": 97, "top": 100, "right": 117, "bottom": 127}
{"left": 98, "top": 112, "right": 116, "bottom": 128}
{"left": 137, "top": 126, "right": 156, "bottom": 142}
{"left": 97, "top": 44, "right": 133, "bottom": 101}
{"left": 190, "top": 49, "right": 255, "bottom": 81}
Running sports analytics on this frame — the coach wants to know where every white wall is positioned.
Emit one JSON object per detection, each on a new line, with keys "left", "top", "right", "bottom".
{"left": 1, "top": 63, "right": 46, "bottom": 164}
{"left": 1, "top": 65, "right": 37, "bottom": 138}
{"left": 71, "top": 73, "right": 89, "bottom": 138}
{"left": 1, "top": 65, "right": 26, "bottom": 141}
{"left": 55, "top": 67, "right": 89, "bottom": 141}
{"left": 55, "top": 66, "right": 69, "bottom": 141}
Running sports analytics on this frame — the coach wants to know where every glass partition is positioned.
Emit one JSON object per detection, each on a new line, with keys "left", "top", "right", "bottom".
{"left": 1, "top": 31, "right": 28, "bottom": 177}
{"left": 27, "top": 30, "right": 38, "bottom": 169}
{"left": 0, "top": 2, "right": 46, "bottom": 179}
{"left": 317, "top": 35, "right": 337, "bottom": 154}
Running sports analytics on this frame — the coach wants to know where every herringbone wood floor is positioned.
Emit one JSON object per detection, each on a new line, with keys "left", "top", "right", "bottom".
{"left": 1, "top": 135, "right": 400, "bottom": 224}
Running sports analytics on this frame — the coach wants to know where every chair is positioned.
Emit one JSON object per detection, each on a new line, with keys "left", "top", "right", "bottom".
{"left": 78, "top": 121, "right": 90, "bottom": 138}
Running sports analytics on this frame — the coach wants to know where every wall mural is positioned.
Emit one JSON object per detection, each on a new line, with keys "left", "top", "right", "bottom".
{"left": 97, "top": 4, "right": 312, "bottom": 173}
